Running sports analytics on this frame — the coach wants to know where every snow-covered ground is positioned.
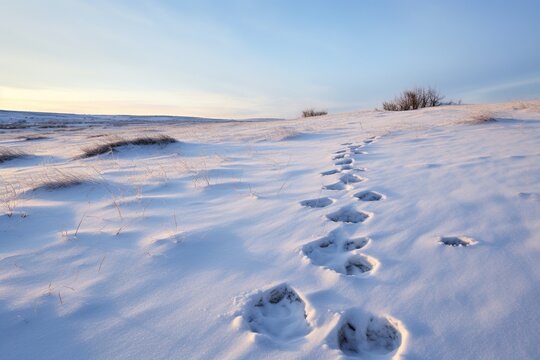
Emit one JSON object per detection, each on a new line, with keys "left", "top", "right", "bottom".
{"left": 1, "top": 101, "right": 539, "bottom": 359}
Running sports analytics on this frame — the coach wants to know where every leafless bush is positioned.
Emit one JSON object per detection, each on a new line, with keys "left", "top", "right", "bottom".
{"left": 1, "top": 181, "right": 23, "bottom": 217}
{"left": 383, "top": 87, "right": 444, "bottom": 111}
{"left": 302, "top": 109, "right": 328, "bottom": 117}
{"left": 78, "top": 134, "right": 177, "bottom": 158}
{"left": 0, "top": 146, "right": 26, "bottom": 163}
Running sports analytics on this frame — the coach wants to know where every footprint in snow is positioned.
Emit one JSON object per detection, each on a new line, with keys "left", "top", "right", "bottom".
{"left": 324, "top": 182, "right": 347, "bottom": 191}
{"left": 330, "top": 308, "right": 404, "bottom": 357}
{"left": 363, "top": 137, "right": 377, "bottom": 144}
{"left": 327, "top": 206, "right": 371, "bottom": 224}
{"left": 354, "top": 190, "right": 384, "bottom": 201}
{"left": 300, "top": 197, "right": 334, "bottom": 208}
{"left": 439, "top": 236, "right": 477, "bottom": 247}
{"left": 302, "top": 229, "right": 375, "bottom": 276}
{"left": 333, "top": 153, "right": 347, "bottom": 160}
{"left": 339, "top": 174, "right": 366, "bottom": 184}
{"left": 351, "top": 149, "right": 368, "bottom": 155}
{"left": 242, "top": 283, "right": 311, "bottom": 341}
{"left": 335, "top": 158, "right": 353, "bottom": 166}
{"left": 321, "top": 169, "right": 340, "bottom": 176}
{"left": 334, "top": 149, "right": 347, "bottom": 154}
{"left": 340, "top": 164, "right": 354, "bottom": 171}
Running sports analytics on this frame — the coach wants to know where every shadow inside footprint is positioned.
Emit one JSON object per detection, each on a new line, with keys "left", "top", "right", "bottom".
{"left": 333, "top": 309, "right": 403, "bottom": 356}
{"left": 321, "top": 169, "right": 340, "bottom": 176}
{"left": 340, "top": 174, "right": 366, "bottom": 184}
{"left": 354, "top": 190, "right": 384, "bottom": 201}
{"left": 335, "top": 158, "right": 353, "bottom": 166}
{"left": 327, "top": 207, "right": 370, "bottom": 223}
{"left": 303, "top": 231, "right": 369, "bottom": 258}
{"left": 352, "top": 149, "right": 368, "bottom": 155}
{"left": 300, "top": 197, "right": 334, "bottom": 208}
{"left": 324, "top": 182, "right": 346, "bottom": 191}
{"left": 440, "top": 236, "right": 477, "bottom": 247}
{"left": 244, "top": 283, "right": 311, "bottom": 340}
{"left": 343, "top": 237, "right": 370, "bottom": 251}
{"left": 344, "top": 255, "right": 375, "bottom": 275}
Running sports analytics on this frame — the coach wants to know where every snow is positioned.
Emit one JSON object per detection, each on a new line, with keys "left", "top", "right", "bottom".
{"left": 1, "top": 101, "right": 540, "bottom": 359}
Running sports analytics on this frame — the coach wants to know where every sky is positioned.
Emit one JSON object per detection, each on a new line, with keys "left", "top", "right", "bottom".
{"left": 1, "top": 0, "right": 539, "bottom": 119}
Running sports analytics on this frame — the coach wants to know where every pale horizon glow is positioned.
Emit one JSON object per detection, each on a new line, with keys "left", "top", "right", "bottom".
{"left": 1, "top": 0, "right": 539, "bottom": 118}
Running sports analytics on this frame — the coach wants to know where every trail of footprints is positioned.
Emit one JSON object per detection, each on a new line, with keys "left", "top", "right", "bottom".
{"left": 239, "top": 136, "right": 405, "bottom": 357}
{"left": 239, "top": 136, "right": 478, "bottom": 355}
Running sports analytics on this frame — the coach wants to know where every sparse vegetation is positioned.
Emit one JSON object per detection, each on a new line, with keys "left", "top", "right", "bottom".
{"left": 32, "top": 170, "right": 96, "bottom": 191}
{"left": 19, "top": 135, "right": 48, "bottom": 141}
{"left": 302, "top": 109, "right": 328, "bottom": 118}
{"left": 383, "top": 87, "right": 444, "bottom": 111}
{"left": 0, "top": 146, "right": 26, "bottom": 163}
{"left": 78, "top": 134, "right": 177, "bottom": 158}
{"left": 467, "top": 112, "right": 496, "bottom": 124}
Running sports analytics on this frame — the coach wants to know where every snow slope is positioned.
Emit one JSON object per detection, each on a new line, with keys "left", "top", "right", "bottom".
{"left": 1, "top": 101, "right": 539, "bottom": 359}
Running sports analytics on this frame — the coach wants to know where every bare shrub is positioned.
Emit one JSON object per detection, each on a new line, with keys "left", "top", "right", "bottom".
{"left": 302, "top": 109, "right": 328, "bottom": 117}
{"left": 79, "top": 134, "right": 177, "bottom": 158}
{"left": 1, "top": 181, "right": 24, "bottom": 217}
{"left": 383, "top": 87, "right": 444, "bottom": 111}
{"left": 0, "top": 146, "right": 26, "bottom": 163}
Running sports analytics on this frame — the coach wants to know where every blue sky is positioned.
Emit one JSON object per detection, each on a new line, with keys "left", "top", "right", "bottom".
{"left": 1, "top": 0, "right": 539, "bottom": 118}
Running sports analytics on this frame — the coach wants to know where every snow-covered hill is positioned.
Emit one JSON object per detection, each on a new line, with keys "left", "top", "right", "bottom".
{"left": 1, "top": 101, "right": 539, "bottom": 359}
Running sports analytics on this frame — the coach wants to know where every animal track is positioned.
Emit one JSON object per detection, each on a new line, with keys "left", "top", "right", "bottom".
{"left": 244, "top": 283, "right": 311, "bottom": 340}
{"left": 335, "top": 158, "right": 353, "bottom": 166}
{"left": 340, "top": 164, "right": 353, "bottom": 171}
{"left": 303, "top": 230, "right": 370, "bottom": 256}
{"left": 439, "top": 236, "right": 477, "bottom": 247}
{"left": 300, "top": 197, "right": 334, "bottom": 208}
{"left": 344, "top": 254, "right": 376, "bottom": 275}
{"left": 354, "top": 190, "right": 384, "bottom": 201}
{"left": 321, "top": 169, "right": 340, "bottom": 176}
{"left": 333, "top": 153, "right": 346, "bottom": 160}
{"left": 324, "top": 182, "right": 347, "bottom": 191}
{"left": 340, "top": 174, "right": 366, "bottom": 184}
{"left": 351, "top": 149, "right": 368, "bottom": 155}
{"left": 333, "top": 309, "right": 403, "bottom": 357}
{"left": 302, "top": 230, "right": 374, "bottom": 276}
{"left": 327, "top": 206, "right": 370, "bottom": 223}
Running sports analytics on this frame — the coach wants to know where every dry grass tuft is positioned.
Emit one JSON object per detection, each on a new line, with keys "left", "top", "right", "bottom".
{"left": 0, "top": 146, "right": 26, "bottom": 163}
{"left": 79, "top": 134, "right": 177, "bottom": 158}
{"left": 32, "top": 170, "right": 97, "bottom": 191}
{"left": 467, "top": 112, "right": 497, "bottom": 124}
{"left": 19, "top": 135, "right": 49, "bottom": 141}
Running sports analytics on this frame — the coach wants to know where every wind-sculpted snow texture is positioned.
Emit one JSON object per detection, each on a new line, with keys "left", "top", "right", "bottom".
{"left": 1, "top": 101, "right": 540, "bottom": 359}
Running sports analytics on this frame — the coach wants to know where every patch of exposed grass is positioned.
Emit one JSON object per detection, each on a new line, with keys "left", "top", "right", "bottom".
{"left": 467, "top": 112, "right": 497, "bottom": 124}
{"left": 32, "top": 171, "right": 96, "bottom": 191}
{"left": 0, "top": 146, "right": 26, "bottom": 163}
{"left": 79, "top": 134, "right": 177, "bottom": 158}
